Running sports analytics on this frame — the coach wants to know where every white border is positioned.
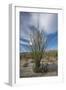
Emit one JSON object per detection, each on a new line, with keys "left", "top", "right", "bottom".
{"left": 9, "top": 4, "right": 64, "bottom": 86}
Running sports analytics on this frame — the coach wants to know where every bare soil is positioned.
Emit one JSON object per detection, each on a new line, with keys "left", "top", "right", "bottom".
{"left": 20, "top": 59, "right": 58, "bottom": 78}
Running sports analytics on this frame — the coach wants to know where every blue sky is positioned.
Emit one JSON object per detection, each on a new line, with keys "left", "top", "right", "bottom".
{"left": 20, "top": 12, "right": 58, "bottom": 52}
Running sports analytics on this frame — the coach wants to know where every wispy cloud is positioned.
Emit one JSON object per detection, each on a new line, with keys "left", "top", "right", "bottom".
{"left": 31, "top": 13, "right": 58, "bottom": 34}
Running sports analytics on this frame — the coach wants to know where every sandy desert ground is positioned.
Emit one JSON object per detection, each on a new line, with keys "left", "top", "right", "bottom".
{"left": 20, "top": 58, "right": 58, "bottom": 78}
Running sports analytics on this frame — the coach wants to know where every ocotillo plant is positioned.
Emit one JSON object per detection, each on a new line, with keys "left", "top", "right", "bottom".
{"left": 29, "top": 25, "right": 48, "bottom": 72}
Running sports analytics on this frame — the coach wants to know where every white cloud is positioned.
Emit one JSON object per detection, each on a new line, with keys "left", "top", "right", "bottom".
{"left": 31, "top": 13, "right": 58, "bottom": 34}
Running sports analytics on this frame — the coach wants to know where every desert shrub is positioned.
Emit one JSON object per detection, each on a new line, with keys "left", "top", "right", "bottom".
{"left": 29, "top": 25, "right": 48, "bottom": 73}
{"left": 23, "top": 63, "right": 28, "bottom": 67}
